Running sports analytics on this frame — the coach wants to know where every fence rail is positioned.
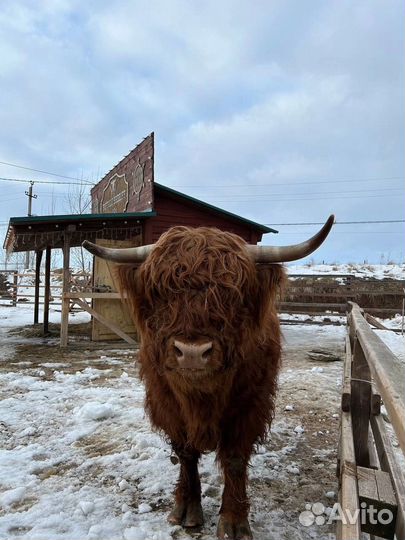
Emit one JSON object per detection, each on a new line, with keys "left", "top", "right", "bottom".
{"left": 337, "top": 302, "right": 405, "bottom": 539}
{"left": 283, "top": 274, "right": 405, "bottom": 316}
{"left": 0, "top": 270, "right": 90, "bottom": 307}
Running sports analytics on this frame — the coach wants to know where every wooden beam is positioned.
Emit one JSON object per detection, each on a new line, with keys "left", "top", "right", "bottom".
{"left": 280, "top": 301, "right": 346, "bottom": 310}
{"left": 60, "top": 232, "right": 71, "bottom": 348}
{"left": 12, "top": 271, "right": 18, "bottom": 306}
{"left": 43, "top": 247, "right": 51, "bottom": 335}
{"left": 365, "top": 313, "right": 394, "bottom": 332}
{"left": 351, "top": 336, "right": 371, "bottom": 467}
{"left": 74, "top": 299, "right": 136, "bottom": 345}
{"left": 371, "top": 385, "right": 382, "bottom": 416}
{"left": 341, "top": 333, "right": 352, "bottom": 412}
{"left": 338, "top": 411, "right": 361, "bottom": 540}
{"left": 33, "top": 250, "right": 43, "bottom": 324}
{"left": 63, "top": 292, "right": 121, "bottom": 299}
{"left": 368, "top": 426, "right": 380, "bottom": 470}
{"left": 371, "top": 414, "right": 405, "bottom": 540}
{"left": 349, "top": 302, "right": 405, "bottom": 456}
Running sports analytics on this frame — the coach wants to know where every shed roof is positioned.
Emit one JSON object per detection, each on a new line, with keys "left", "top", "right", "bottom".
{"left": 4, "top": 211, "right": 155, "bottom": 252}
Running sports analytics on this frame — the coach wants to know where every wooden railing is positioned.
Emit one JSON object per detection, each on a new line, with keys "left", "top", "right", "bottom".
{"left": 337, "top": 302, "right": 405, "bottom": 539}
{"left": 0, "top": 269, "right": 91, "bottom": 307}
{"left": 283, "top": 274, "right": 405, "bottom": 316}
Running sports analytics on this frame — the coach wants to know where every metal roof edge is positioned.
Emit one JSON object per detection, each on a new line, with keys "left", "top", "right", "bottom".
{"left": 154, "top": 183, "right": 278, "bottom": 234}
{"left": 8, "top": 211, "right": 156, "bottom": 225}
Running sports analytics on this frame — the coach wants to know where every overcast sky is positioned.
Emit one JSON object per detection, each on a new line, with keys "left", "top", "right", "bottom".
{"left": 0, "top": 0, "right": 404, "bottom": 264}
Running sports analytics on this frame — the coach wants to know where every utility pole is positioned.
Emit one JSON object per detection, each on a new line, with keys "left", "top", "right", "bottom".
{"left": 24, "top": 181, "right": 37, "bottom": 269}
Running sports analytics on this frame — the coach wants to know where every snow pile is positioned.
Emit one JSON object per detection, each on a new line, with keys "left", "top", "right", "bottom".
{"left": 287, "top": 262, "right": 405, "bottom": 279}
{"left": 76, "top": 402, "right": 116, "bottom": 422}
{"left": 0, "top": 486, "right": 27, "bottom": 509}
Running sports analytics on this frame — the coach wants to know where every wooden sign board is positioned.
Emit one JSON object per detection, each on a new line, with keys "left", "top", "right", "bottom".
{"left": 91, "top": 133, "right": 154, "bottom": 214}
{"left": 101, "top": 173, "right": 129, "bottom": 213}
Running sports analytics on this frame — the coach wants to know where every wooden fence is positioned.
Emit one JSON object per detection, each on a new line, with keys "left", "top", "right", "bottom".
{"left": 337, "top": 302, "right": 405, "bottom": 539}
{"left": 282, "top": 274, "right": 405, "bottom": 317}
{"left": 0, "top": 269, "right": 90, "bottom": 308}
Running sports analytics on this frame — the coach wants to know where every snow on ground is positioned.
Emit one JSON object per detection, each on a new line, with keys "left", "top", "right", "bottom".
{"left": 0, "top": 304, "right": 90, "bottom": 329}
{"left": 287, "top": 262, "right": 405, "bottom": 280}
{"left": 0, "top": 302, "right": 403, "bottom": 540}
{"left": 375, "top": 329, "right": 405, "bottom": 363}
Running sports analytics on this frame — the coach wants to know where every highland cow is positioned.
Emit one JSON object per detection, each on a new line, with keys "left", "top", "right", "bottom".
{"left": 83, "top": 216, "right": 333, "bottom": 540}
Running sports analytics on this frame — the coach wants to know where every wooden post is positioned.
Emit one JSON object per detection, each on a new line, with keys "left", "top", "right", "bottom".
{"left": 43, "top": 247, "right": 51, "bottom": 335}
{"left": 351, "top": 334, "right": 371, "bottom": 467}
{"left": 60, "top": 230, "right": 71, "bottom": 347}
{"left": 34, "top": 250, "right": 43, "bottom": 324}
{"left": 12, "top": 270, "right": 18, "bottom": 306}
{"left": 341, "top": 334, "right": 352, "bottom": 412}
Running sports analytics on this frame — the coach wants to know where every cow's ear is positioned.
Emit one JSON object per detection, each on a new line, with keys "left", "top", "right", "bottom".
{"left": 253, "top": 264, "right": 286, "bottom": 327}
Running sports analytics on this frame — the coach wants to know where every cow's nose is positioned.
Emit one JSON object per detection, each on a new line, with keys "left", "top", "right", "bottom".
{"left": 173, "top": 340, "right": 213, "bottom": 369}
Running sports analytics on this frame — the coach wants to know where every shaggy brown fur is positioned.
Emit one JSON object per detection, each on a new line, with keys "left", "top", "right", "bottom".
{"left": 115, "top": 226, "right": 286, "bottom": 540}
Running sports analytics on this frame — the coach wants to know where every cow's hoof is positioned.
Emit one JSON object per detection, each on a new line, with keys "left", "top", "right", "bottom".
{"left": 184, "top": 500, "right": 204, "bottom": 527}
{"left": 167, "top": 501, "right": 186, "bottom": 525}
{"left": 167, "top": 500, "right": 203, "bottom": 528}
{"left": 217, "top": 515, "right": 253, "bottom": 540}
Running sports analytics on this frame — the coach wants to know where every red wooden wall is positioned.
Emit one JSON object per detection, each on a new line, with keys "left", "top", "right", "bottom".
{"left": 143, "top": 188, "right": 263, "bottom": 245}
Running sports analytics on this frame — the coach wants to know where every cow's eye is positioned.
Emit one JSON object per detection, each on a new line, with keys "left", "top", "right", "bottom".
{"left": 174, "top": 346, "right": 182, "bottom": 358}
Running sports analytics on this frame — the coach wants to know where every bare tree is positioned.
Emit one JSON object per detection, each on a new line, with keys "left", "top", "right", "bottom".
{"left": 64, "top": 181, "right": 92, "bottom": 273}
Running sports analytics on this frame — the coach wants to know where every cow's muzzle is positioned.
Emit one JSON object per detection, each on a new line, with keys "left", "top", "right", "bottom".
{"left": 173, "top": 339, "right": 213, "bottom": 370}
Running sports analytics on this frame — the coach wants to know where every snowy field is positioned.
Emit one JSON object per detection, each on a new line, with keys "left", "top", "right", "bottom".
{"left": 287, "top": 262, "right": 405, "bottom": 280}
{"left": 0, "top": 303, "right": 403, "bottom": 540}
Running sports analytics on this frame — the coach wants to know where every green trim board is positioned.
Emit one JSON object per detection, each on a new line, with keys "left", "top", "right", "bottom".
{"left": 8, "top": 211, "right": 156, "bottom": 226}
{"left": 155, "top": 183, "right": 277, "bottom": 234}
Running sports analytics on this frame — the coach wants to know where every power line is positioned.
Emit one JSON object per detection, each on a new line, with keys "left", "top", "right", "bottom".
{"left": 0, "top": 160, "right": 95, "bottom": 184}
{"left": 214, "top": 193, "right": 403, "bottom": 202}
{"left": 279, "top": 231, "right": 404, "bottom": 235}
{"left": 0, "top": 196, "right": 27, "bottom": 203}
{"left": 0, "top": 176, "right": 94, "bottom": 186}
{"left": 208, "top": 187, "right": 404, "bottom": 199}
{"left": 172, "top": 176, "right": 404, "bottom": 189}
{"left": 265, "top": 220, "right": 405, "bottom": 225}
{"left": 19, "top": 186, "right": 405, "bottom": 201}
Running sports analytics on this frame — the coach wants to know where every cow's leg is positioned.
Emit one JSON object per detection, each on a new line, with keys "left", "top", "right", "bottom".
{"left": 168, "top": 444, "right": 203, "bottom": 528}
{"left": 217, "top": 453, "right": 253, "bottom": 540}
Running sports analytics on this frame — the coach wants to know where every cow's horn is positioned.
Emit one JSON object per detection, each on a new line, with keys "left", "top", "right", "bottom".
{"left": 247, "top": 214, "right": 335, "bottom": 263}
{"left": 81, "top": 240, "right": 154, "bottom": 263}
